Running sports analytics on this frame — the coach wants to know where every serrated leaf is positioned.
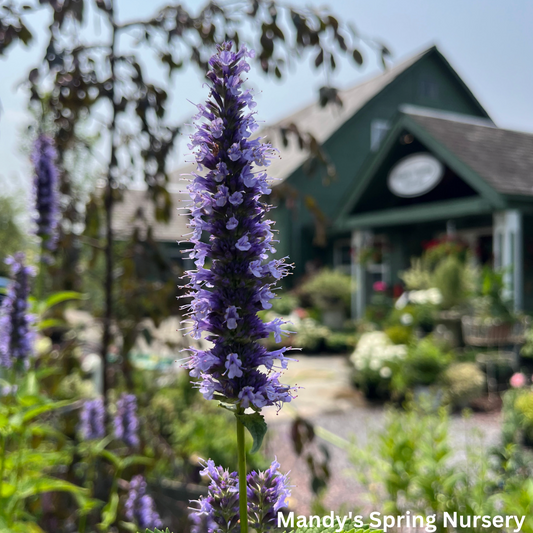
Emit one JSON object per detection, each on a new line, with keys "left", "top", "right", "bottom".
{"left": 235, "top": 412, "right": 267, "bottom": 454}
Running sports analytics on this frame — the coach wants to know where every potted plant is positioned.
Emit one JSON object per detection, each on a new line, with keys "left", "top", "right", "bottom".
{"left": 298, "top": 268, "right": 353, "bottom": 330}
{"left": 462, "top": 267, "right": 528, "bottom": 347}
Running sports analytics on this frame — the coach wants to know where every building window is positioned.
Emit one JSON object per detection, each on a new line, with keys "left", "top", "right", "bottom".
{"left": 370, "top": 119, "right": 390, "bottom": 152}
{"left": 419, "top": 78, "right": 439, "bottom": 99}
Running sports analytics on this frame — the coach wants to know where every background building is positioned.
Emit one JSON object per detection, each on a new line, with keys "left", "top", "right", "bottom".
{"left": 116, "top": 45, "right": 533, "bottom": 316}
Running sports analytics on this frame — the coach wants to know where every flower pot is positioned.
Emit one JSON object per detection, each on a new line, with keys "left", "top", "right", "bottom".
{"left": 322, "top": 307, "right": 346, "bottom": 330}
{"left": 462, "top": 316, "right": 528, "bottom": 347}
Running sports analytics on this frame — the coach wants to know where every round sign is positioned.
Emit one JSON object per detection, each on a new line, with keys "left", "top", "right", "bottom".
{"left": 388, "top": 153, "right": 444, "bottom": 198}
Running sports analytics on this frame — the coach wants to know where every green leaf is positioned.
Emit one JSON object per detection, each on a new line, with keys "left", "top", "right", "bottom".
{"left": 122, "top": 455, "right": 154, "bottom": 469}
{"left": 98, "top": 491, "right": 119, "bottom": 531}
{"left": 9, "top": 400, "right": 73, "bottom": 429}
{"left": 37, "top": 318, "right": 66, "bottom": 331}
{"left": 235, "top": 412, "right": 267, "bottom": 454}
{"left": 0, "top": 482, "right": 16, "bottom": 498}
{"left": 43, "top": 291, "right": 85, "bottom": 311}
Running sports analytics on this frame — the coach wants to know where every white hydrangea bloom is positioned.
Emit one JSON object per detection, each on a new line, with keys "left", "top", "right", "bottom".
{"left": 350, "top": 331, "right": 407, "bottom": 374}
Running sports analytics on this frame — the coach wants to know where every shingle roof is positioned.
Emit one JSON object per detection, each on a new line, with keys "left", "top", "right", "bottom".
{"left": 404, "top": 106, "right": 533, "bottom": 197}
{"left": 112, "top": 188, "right": 190, "bottom": 243}
{"left": 169, "top": 46, "right": 438, "bottom": 186}
{"left": 262, "top": 46, "right": 437, "bottom": 182}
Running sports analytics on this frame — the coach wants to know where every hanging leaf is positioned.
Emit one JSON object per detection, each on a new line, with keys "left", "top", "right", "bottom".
{"left": 235, "top": 412, "right": 267, "bottom": 454}
{"left": 352, "top": 49, "right": 363, "bottom": 65}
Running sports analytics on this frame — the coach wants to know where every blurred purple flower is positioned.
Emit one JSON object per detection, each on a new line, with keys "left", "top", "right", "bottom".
{"left": 182, "top": 42, "right": 296, "bottom": 410}
{"left": 190, "top": 459, "right": 240, "bottom": 533}
{"left": 32, "top": 134, "right": 60, "bottom": 251}
{"left": 125, "top": 475, "right": 163, "bottom": 530}
{"left": 79, "top": 398, "right": 105, "bottom": 440}
{"left": 0, "top": 253, "right": 35, "bottom": 369}
{"left": 247, "top": 459, "right": 291, "bottom": 532}
{"left": 114, "top": 393, "right": 140, "bottom": 447}
{"left": 189, "top": 458, "right": 290, "bottom": 533}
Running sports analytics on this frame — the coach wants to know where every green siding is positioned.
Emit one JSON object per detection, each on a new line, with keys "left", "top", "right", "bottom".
{"left": 275, "top": 49, "right": 489, "bottom": 277}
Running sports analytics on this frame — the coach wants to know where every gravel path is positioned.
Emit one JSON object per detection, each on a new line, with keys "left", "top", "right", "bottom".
{"left": 262, "top": 355, "right": 503, "bottom": 515}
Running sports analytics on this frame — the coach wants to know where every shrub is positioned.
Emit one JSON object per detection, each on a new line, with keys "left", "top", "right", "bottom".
{"left": 292, "top": 318, "right": 331, "bottom": 352}
{"left": 384, "top": 325, "right": 412, "bottom": 345}
{"left": 270, "top": 293, "right": 299, "bottom": 316}
{"left": 350, "top": 331, "right": 407, "bottom": 398}
{"left": 392, "top": 336, "right": 451, "bottom": 394}
{"left": 324, "top": 331, "right": 358, "bottom": 353}
{"left": 298, "top": 268, "right": 353, "bottom": 312}
{"left": 515, "top": 391, "right": 533, "bottom": 442}
{"left": 444, "top": 362, "right": 485, "bottom": 407}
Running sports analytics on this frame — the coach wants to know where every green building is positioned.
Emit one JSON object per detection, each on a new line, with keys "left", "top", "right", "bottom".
{"left": 263, "top": 46, "right": 533, "bottom": 317}
{"left": 116, "top": 46, "right": 533, "bottom": 317}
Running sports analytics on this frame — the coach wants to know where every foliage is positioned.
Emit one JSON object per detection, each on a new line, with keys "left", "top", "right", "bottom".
{"left": 443, "top": 363, "right": 485, "bottom": 407}
{"left": 0, "top": 197, "right": 27, "bottom": 277}
{"left": 383, "top": 325, "right": 412, "bottom": 345}
{"left": 423, "top": 236, "right": 469, "bottom": 267}
{"left": 350, "top": 332, "right": 407, "bottom": 399}
{"left": 146, "top": 373, "right": 268, "bottom": 475}
{"left": 521, "top": 325, "right": 533, "bottom": 358}
{"left": 350, "top": 401, "right": 497, "bottom": 530}
{"left": 470, "top": 266, "right": 514, "bottom": 322}
{"left": 0, "top": 371, "right": 94, "bottom": 531}
{"left": 432, "top": 255, "right": 469, "bottom": 309}
{"left": 298, "top": 269, "right": 353, "bottom": 312}
{"left": 270, "top": 294, "right": 300, "bottom": 316}
{"left": 391, "top": 336, "right": 451, "bottom": 395}
{"left": 514, "top": 391, "right": 533, "bottom": 442}
{"left": 400, "top": 258, "right": 433, "bottom": 290}
{"left": 324, "top": 332, "right": 358, "bottom": 353}
{"left": 291, "top": 318, "right": 331, "bottom": 353}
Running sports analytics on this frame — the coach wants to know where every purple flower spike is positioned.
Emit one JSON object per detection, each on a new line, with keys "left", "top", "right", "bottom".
{"left": 247, "top": 459, "right": 291, "bottom": 532}
{"left": 125, "top": 475, "right": 163, "bottom": 530}
{"left": 79, "top": 398, "right": 105, "bottom": 441}
{"left": 189, "top": 459, "right": 240, "bottom": 533}
{"left": 0, "top": 253, "right": 35, "bottom": 370}
{"left": 32, "top": 134, "right": 60, "bottom": 251}
{"left": 114, "top": 393, "right": 140, "bottom": 447}
{"left": 183, "top": 42, "right": 296, "bottom": 411}
{"left": 189, "top": 458, "right": 291, "bottom": 533}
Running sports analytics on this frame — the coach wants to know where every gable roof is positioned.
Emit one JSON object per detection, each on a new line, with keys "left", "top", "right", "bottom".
{"left": 261, "top": 45, "right": 489, "bottom": 184}
{"left": 169, "top": 45, "right": 485, "bottom": 187}
{"left": 337, "top": 106, "right": 533, "bottom": 225}
{"left": 113, "top": 188, "right": 189, "bottom": 242}
{"left": 403, "top": 106, "right": 533, "bottom": 197}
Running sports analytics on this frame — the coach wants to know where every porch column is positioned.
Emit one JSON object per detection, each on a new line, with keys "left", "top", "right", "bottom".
{"left": 493, "top": 210, "right": 523, "bottom": 311}
{"left": 351, "top": 229, "right": 372, "bottom": 320}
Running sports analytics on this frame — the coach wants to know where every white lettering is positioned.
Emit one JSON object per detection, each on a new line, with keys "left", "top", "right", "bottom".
{"left": 493, "top": 516, "right": 504, "bottom": 528}
{"left": 323, "top": 512, "right": 334, "bottom": 528}
{"left": 309, "top": 516, "right": 320, "bottom": 527}
{"left": 277, "top": 512, "right": 293, "bottom": 528}
{"left": 514, "top": 516, "right": 526, "bottom": 532}
{"left": 482, "top": 516, "right": 492, "bottom": 528}
{"left": 444, "top": 512, "right": 457, "bottom": 528}
{"left": 353, "top": 516, "right": 364, "bottom": 528}
{"left": 296, "top": 515, "right": 307, "bottom": 528}
{"left": 336, "top": 515, "right": 348, "bottom": 532}
{"left": 370, "top": 512, "right": 382, "bottom": 528}
{"left": 383, "top": 515, "right": 395, "bottom": 531}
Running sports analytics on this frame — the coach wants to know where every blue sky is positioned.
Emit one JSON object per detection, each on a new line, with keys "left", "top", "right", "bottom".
{"left": 1, "top": 0, "right": 532, "bottom": 197}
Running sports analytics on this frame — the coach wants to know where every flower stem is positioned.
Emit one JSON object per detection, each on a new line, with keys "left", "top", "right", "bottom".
{"left": 236, "top": 413, "right": 248, "bottom": 533}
